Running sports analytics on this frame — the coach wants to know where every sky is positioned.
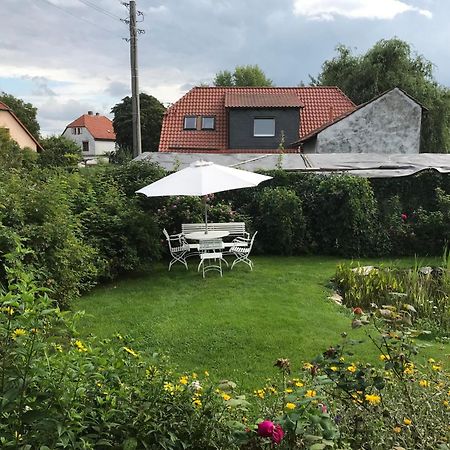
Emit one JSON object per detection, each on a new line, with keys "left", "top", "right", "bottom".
{"left": 1, "top": 0, "right": 448, "bottom": 136}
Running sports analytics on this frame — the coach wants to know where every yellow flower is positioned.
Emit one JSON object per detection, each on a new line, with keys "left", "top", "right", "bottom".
{"left": 123, "top": 347, "right": 139, "bottom": 357}
{"left": 347, "top": 364, "right": 357, "bottom": 373}
{"left": 285, "top": 388, "right": 293, "bottom": 393}
{"left": 221, "top": 393, "right": 231, "bottom": 401}
{"left": 428, "top": 358, "right": 435, "bottom": 363}
{"left": 403, "top": 363, "right": 414, "bottom": 375}
{"left": 303, "top": 362, "right": 313, "bottom": 370}
{"left": 443, "top": 400, "right": 449, "bottom": 407}
{"left": 12, "top": 328, "right": 26, "bottom": 340}
{"left": 365, "top": 394, "right": 381, "bottom": 405}
{"left": 285, "top": 402, "right": 296, "bottom": 410}
{"left": 379, "top": 354, "right": 390, "bottom": 361}
{"left": 163, "top": 382, "right": 174, "bottom": 393}
{"left": 339, "top": 356, "right": 345, "bottom": 362}
{"left": 305, "top": 390, "right": 316, "bottom": 398}
{"left": 74, "top": 340, "right": 87, "bottom": 352}
{"left": 5, "top": 306, "right": 14, "bottom": 316}
{"left": 403, "top": 418, "right": 412, "bottom": 426}
{"left": 432, "top": 365, "right": 442, "bottom": 372}
{"left": 254, "top": 389, "right": 265, "bottom": 399}
{"left": 419, "top": 379, "right": 429, "bottom": 388}
{"left": 179, "top": 376, "right": 188, "bottom": 385}
{"left": 192, "top": 398, "right": 202, "bottom": 407}
{"left": 267, "top": 386, "right": 277, "bottom": 394}
{"left": 192, "top": 372, "right": 198, "bottom": 379}
{"left": 330, "top": 366, "right": 338, "bottom": 371}
{"left": 393, "top": 426, "right": 401, "bottom": 433}
{"left": 204, "top": 371, "right": 209, "bottom": 377}
{"left": 295, "top": 381, "right": 304, "bottom": 387}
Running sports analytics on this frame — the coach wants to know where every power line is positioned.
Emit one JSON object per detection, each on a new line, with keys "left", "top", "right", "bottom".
{"left": 39, "top": 0, "right": 119, "bottom": 35}
{"left": 76, "top": 0, "right": 123, "bottom": 21}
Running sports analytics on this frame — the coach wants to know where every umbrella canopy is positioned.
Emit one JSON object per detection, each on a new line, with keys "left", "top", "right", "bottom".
{"left": 136, "top": 160, "right": 272, "bottom": 197}
{"left": 136, "top": 160, "right": 272, "bottom": 232}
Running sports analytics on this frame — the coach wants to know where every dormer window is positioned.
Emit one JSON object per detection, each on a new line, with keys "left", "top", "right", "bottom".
{"left": 254, "top": 118, "right": 275, "bottom": 137}
{"left": 184, "top": 116, "right": 197, "bottom": 130}
{"left": 201, "top": 117, "right": 215, "bottom": 130}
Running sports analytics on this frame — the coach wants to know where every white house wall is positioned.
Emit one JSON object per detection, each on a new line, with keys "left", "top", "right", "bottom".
{"left": 94, "top": 140, "right": 116, "bottom": 156}
{"left": 62, "top": 128, "right": 115, "bottom": 157}
{"left": 313, "top": 88, "right": 422, "bottom": 154}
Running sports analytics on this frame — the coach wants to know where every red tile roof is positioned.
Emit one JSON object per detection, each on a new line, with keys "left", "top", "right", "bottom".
{"left": 159, "top": 87, "right": 355, "bottom": 152}
{"left": 66, "top": 113, "right": 116, "bottom": 140}
{"left": 225, "top": 91, "right": 303, "bottom": 108}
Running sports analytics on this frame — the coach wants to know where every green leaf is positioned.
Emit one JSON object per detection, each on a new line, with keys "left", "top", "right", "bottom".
{"left": 123, "top": 438, "right": 138, "bottom": 450}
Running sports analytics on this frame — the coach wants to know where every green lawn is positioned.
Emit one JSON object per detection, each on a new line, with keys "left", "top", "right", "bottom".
{"left": 74, "top": 256, "right": 449, "bottom": 390}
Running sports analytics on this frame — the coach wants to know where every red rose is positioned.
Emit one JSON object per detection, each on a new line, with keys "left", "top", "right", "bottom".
{"left": 257, "top": 420, "right": 274, "bottom": 437}
{"left": 271, "top": 424, "right": 284, "bottom": 445}
{"left": 353, "top": 307, "right": 363, "bottom": 315}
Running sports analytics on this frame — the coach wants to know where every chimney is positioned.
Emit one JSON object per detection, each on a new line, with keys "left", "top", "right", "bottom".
{"left": 95, "top": 112, "right": 99, "bottom": 116}
{"left": 88, "top": 110, "right": 93, "bottom": 115}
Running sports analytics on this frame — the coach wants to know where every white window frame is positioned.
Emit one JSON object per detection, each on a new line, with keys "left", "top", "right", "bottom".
{"left": 253, "top": 118, "right": 275, "bottom": 137}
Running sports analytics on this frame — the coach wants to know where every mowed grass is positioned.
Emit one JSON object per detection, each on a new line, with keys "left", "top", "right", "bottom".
{"left": 74, "top": 256, "right": 449, "bottom": 390}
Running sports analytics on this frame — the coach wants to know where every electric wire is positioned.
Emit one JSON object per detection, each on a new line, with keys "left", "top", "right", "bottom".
{"left": 76, "top": 0, "right": 123, "bottom": 21}
{"left": 38, "top": 0, "right": 121, "bottom": 35}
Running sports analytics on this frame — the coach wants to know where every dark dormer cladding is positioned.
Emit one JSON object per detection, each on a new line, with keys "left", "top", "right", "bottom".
{"left": 225, "top": 91, "right": 302, "bottom": 150}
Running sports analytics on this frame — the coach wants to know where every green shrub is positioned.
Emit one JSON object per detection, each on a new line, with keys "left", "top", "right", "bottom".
{"left": 76, "top": 169, "right": 161, "bottom": 279}
{"left": 253, "top": 187, "right": 306, "bottom": 255}
{"left": 309, "top": 175, "right": 380, "bottom": 256}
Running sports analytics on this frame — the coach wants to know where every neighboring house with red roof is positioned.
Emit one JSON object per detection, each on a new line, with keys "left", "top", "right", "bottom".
{"left": 62, "top": 111, "right": 116, "bottom": 159}
{"left": 0, "top": 101, "right": 43, "bottom": 152}
{"left": 159, "top": 86, "right": 423, "bottom": 154}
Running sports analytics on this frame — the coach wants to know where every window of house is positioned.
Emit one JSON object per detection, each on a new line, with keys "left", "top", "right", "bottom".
{"left": 72, "top": 128, "right": 76, "bottom": 134}
{"left": 184, "top": 116, "right": 197, "bottom": 130}
{"left": 201, "top": 116, "right": 215, "bottom": 130}
{"left": 82, "top": 141, "right": 89, "bottom": 152}
{"left": 254, "top": 118, "right": 275, "bottom": 137}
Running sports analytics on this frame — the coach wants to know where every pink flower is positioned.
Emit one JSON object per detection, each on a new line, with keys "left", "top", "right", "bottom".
{"left": 271, "top": 425, "right": 284, "bottom": 445}
{"left": 318, "top": 403, "right": 328, "bottom": 413}
{"left": 257, "top": 420, "right": 274, "bottom": 437}
{"left": 401, "top": 213, "right": 408, "bottom": 222}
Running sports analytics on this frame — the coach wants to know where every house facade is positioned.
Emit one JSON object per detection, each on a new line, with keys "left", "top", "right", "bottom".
{"left": 0, "top": 101, "right": 42, "bottom": 152}
{"left": 62, "top": 111, "right": 116, "bottom": 159}
{"left": 159, "top": 86, "right": 423, "bottom": 154}
{"left": 159, "top": 87, "right": 355, "bottom": 153}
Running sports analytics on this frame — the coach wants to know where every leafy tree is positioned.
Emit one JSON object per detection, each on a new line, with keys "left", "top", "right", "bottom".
{"left": 38, "top": 135, "right": 82, "bottom": 167}
{"left": 214, "top": 65, "right": 273, "bottom": 87}
{"left": 111, "top": 93, "right": 166, "bottom": 155}
{"left": 311, "top": 38, "right": 450, "bottom": 152}
{"left": 0, "top": 92, "right": 40, "bottom": 140}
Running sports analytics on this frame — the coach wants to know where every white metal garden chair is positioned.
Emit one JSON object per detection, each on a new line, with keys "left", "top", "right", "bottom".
{"left": 197, "top": 239, "right": 225, "bottom": 278}
{"left": 230, "top": 231, "right": 258, "bottom": 271}
{"left": 163, "top": 228, "right": 190, "bottom": 271}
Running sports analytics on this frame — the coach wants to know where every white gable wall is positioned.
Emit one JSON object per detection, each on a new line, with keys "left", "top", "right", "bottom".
{"left": 311, "top": 88, "right": 422, "bottom": 154}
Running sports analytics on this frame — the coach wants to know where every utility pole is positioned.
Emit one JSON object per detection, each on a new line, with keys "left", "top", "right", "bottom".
{"left": 129, "top": 0, "right": 142, "bottom": 157}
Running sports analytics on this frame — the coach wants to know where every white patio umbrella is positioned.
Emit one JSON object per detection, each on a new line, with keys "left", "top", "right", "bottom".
{"left": 136, "top": 160, "right": 272, "bottom": 232}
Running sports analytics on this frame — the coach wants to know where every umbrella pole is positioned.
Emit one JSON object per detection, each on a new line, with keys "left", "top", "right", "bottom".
{"left": 204, "top": 195, "right": 208, "bottom": 234}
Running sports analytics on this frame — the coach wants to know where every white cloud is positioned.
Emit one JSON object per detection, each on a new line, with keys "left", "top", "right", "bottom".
{"left": 293, "top": 0, "right": 432, "bottom": 20}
